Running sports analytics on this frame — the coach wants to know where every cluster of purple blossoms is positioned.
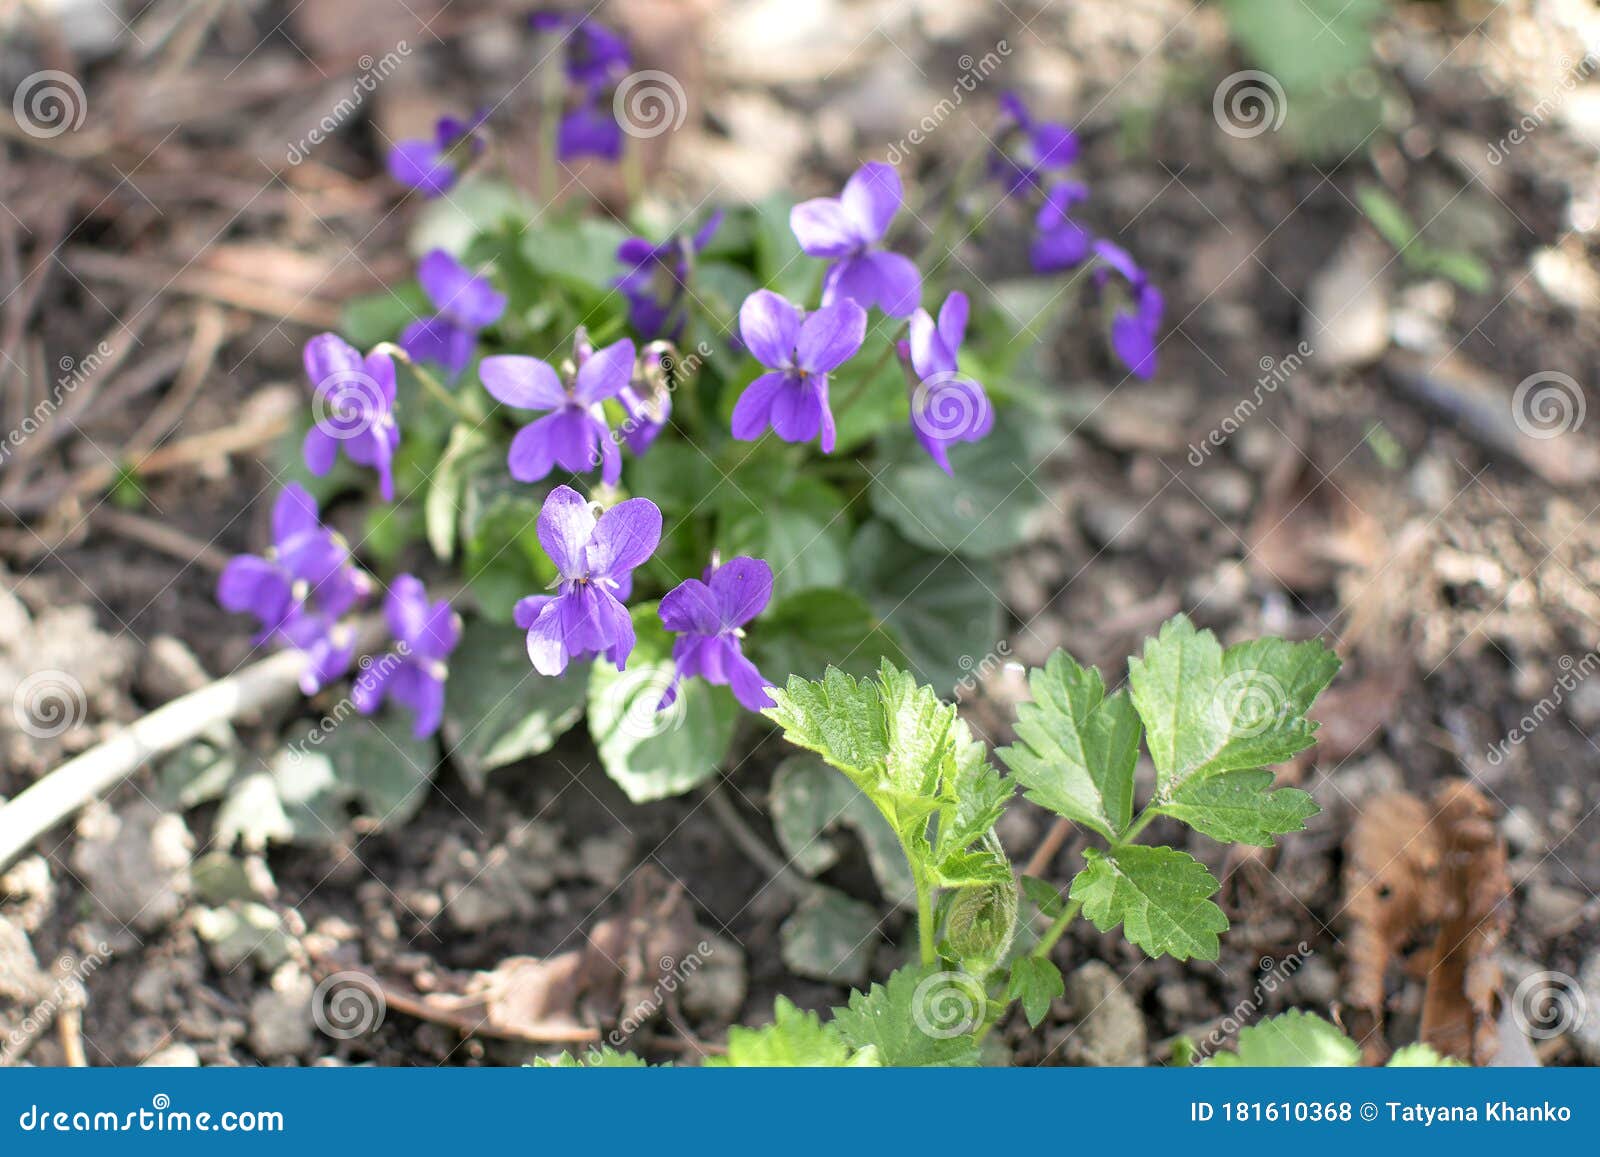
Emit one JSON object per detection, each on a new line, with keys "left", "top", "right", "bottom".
{"left": 217, "top": 484, "right": 371, "bottom": 694}
{"left": 400, "top": 250, "right": 507, "bottom": 376}
{"left": 481, "top": 335, "right": 637, "bottom": 487}
{"left": 354, "top": 574, "right": 462, "bottom": 739}
{"left": 791, "top": 162, "right": 921, "bottom": 318}
{"left": 615, "top": 211, "right": 722, "bottom": 340}
{"left": 301, "top": 335, "right": 401, "bottom": 502}
{"left": 532, "top": 12, "right": 633, "bottom": 162}
{"left": 387, "top": 110, "right": 489, "bottom": 198}
{"left": 993, "top": 93, "right": 1163, "bottom": 379}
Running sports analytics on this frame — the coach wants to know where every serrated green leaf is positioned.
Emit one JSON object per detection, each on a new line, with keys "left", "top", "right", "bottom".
{"left": 1386, "top": 1042, "right": 1467, "bottom": 1068}
{"left": 1127, "top": 615, "right": 1339, "bottom": 795}
{"left": 1201, "top": 1010, "right": 1362, "bottom": 1067}
{"left": 532, "top": 1046, "right": 653, "bottom": 1068}
{"left": 1006, "top": 956, "right": 1063, "bottom": 1028}
{"left": 706, "top": 997, "right": 869, "bottom": 1067}
{"left": 831, "top": 965, "right": 984, "bottom": 1067}
{"left": 442, "top": 618, "right": 587, "bottom": 791}
{"left": 1021, "top": 874, "right": 1068, "bottom": 919}
{"left": 1071, "top": 845, "right": 1227, "bottom": 961}
{"left": 587, "top": 603, "right": 739, "bottom": 802}
{"left": 998, "top": 651, "right": 1140, "bottom": 839}
{"left": 931, "top": 848, "right": 1014, "bottom": 889}
{"left": 1154, "top": 768, "right": 1318, "bottom": 847}
{"left": 934, "top": 741, "right": 1011, "bottom": 864}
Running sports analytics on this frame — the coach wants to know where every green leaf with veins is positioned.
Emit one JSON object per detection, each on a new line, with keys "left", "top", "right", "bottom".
{"left": 998, "top": 650, "right": 1141, "bottom": 839}
{"left": 1071, "top": 845, "right": 1228, "bottom": 962}
{"left": 1154, "top": 768, "right": 1318, "bottom": 847}
{"left": 707, "top": 997, "right": 874, "bottom": 1067}
{"left": 769, "top": 754, "right": 914, "bottom": 906}
{"left": 1007, "top": 956, "right": 1064, "bottom": 1029}
{"left": 717, "top": 475, "right": 849, "bottom": 601}
{"left": 1201, "top": 1010, "right": 1362, "bottom": 1067}
{"left": 1127, "top": 615, "right": 1338, "bottom": 796}
{"left": 831, "top": 965, "right": 983, "bottom": 1067}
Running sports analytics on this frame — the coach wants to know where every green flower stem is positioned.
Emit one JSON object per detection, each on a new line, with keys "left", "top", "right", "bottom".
{"left": 1030, "top": 897, "right": 1082, "bottom": 961}
{"left": 913, "top": 863, "right": 937, "bottom": 967}
{"left": 374, "top": 344, "right": 475, "bottom": 421}
{"left": 832, "top": 331, "right": 903, "bottom": 420}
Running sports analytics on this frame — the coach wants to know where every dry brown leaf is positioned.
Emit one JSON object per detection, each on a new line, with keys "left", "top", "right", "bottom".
{"left": 1341, "top": 780, "right": 1509, "bottom": 1064}
{"left": 1248, "top": 444, "right": 1386, "bottom": 592}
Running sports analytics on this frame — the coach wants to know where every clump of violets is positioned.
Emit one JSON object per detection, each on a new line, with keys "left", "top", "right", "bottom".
{"left": 532, "top": 12, "right": 632, "bottom": 162}
{"left": 301, "top": 334, "right": 401, "bottom": 501}
{"left": 902, "top": 291, "right": 993, "bottom": 474}
{"left": 617, "top": 341, "right": 676, "bottom": 455}
{"left": 731, "top": 290, "right": 866, "bottom": 454}
{"left": 400, "top": 250, "right": 507, "bottom": 375}
{"left": 1094, "top": 241, "right": 1163, "bottom": 380}
{"left": 217, "top": 484, "right": 371, "bottom": 694}
{"left": 990, "top": 92, "right": 1079, "bottom": 196}
{"left": 791, "top": 162, "right": 921, "bottom": 318}
{"left": 480, "top": 337, "right": 636, "bottom": 486}
{"left": 658, "top": 556, "right": 775, "bottom": 712}
{"left": 512, "top": 486, "right": 661, "bottom": 676}
{"left": 354, "top": 575, "right": 461, "bottom": 739}
{"left": 387, "top": 111, "right": 488, "bottom": 197}
{"left": 1030, "top": 181, "right": 1092, "bottom": 274}
{"left": 615, "top": 211, "right": 722, "bottom": 339}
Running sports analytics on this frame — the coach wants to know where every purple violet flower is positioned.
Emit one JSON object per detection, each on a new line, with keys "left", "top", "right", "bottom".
{"left": 387, "top": 111, "right": 488, "bottom": 197}
{"left": 400, "top": 250, "right": 507, "bottom": 375}
{"left": 511, "top": 485, "right": 661, "bottom": 676}
{"left": 903, "top": 291, "right": 993, "bottom": 474}
{"left": 658, "top": 556, "right": 776, "bottom": 712}
{"left": 731, "top": 290, "right": 866, "bottom": 453}
{"left": 1093, "top": 240, "right": 1163, "bottom": 380}
{"left": 790, "top": 162, "right": 922, "bottom": 318}
{"left": 615, "top": 211, "right": 723, "bottom": 339}
{"left": 617, "top": 343, "right": 677, "bottom": 456}
{"left": 217, "top": 484, "right": 371, "bottom": 694}
{"left": 531, "top": 11, "right": 633, "bottom": 89}
{"left": 1030, "top": 181, "right": 1093, "bottom": 274}
{"left": 991, "top": 92, "right": 1080, "bottom": 197}
{"left": 557, "top": 95, "right": 624, "bottom": 162}
{"left": 301, "top": 334, "right": 401, "bottom": 502}
{"left": 480, "top": 337, "right": 636, "bottom": 486}
{"left": 353, "top": 574, "right": 461, "bottom": 739}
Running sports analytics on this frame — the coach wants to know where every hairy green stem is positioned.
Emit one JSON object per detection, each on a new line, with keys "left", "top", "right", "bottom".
{"left": 913, "top": 864, "right": 937, "bottom": 967}
{"left": 1031, "top": 897, "right": 1082, "bottom": 960}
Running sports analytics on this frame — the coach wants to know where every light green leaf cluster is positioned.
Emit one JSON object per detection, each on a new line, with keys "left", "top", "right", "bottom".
{"left": 1201, "top": 1010, "right": 1465, "bottom": 1068}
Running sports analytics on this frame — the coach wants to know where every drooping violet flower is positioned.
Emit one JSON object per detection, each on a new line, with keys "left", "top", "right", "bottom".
{"left": 480, "top": 337, "right": 635, "bottom": 486}
{"left": 616, "top": 341, "right": 677, "bottom": 456}
{"left": 1030, "top": 181, "right": 1093, "bottom": 274}
{"left": 658, "top": 556, "right": 776, "bottom": 712}
{"left": 615, "top": 211, "right": 723, "bottom": 339}
{"left": 902, "top": 291, "right": 993, "bottom": 475}
{"left": 387, "top": 111, "right": 488, "bottom": 197}
{"left": 217, "top": 484, "right": 371, "bottom": 694}
{"left": 1093, "top": 240, "right": 1163, "bottom": 380}
{"left": 353, "top": 575, "right": 461, "bottom": 739}
{"left": 512, "top": 485, "right": 661, "bottom": 676}
{"left": 731, "top": 290, "right": 866, "bottom": 453}
{"left": 990, "top": 92, "right": 1080, "bottom": 197}
{"left": 530, "top": 11, "right": 633, "bottom": 89}
{"left": 400, "top": 250, "right": 507, "bottom": 375}
{"left": 301, "top": 334, "right": 401, "bottom": 501}
{"left": 557, "top": 95, "right": 624, "bottom": 162}
{"left": 791, "top": 162, "right": 922, "bottom": 318}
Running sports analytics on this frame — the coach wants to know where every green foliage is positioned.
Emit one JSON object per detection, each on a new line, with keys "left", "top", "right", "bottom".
{"left": 831, "top": 965, "right": 984, "bottom": 1067}
{"left": 1006, "top": 957, "right": 1063, "bottom": 1029}
{"left": 1356, "top": 185, "right": 1493, "bottom": 293}
{"left": 1152, "top": 768, "right": 1317, "bottom": 847}
{"left": 1071, "top": 846, "right": 1228, "bottom": 962}
{"left": 1200, "top": 1010, "right": 1466, "bottom": 1068}
{"left": 707, "top": 998, "right": 877, "bottom": 1067}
